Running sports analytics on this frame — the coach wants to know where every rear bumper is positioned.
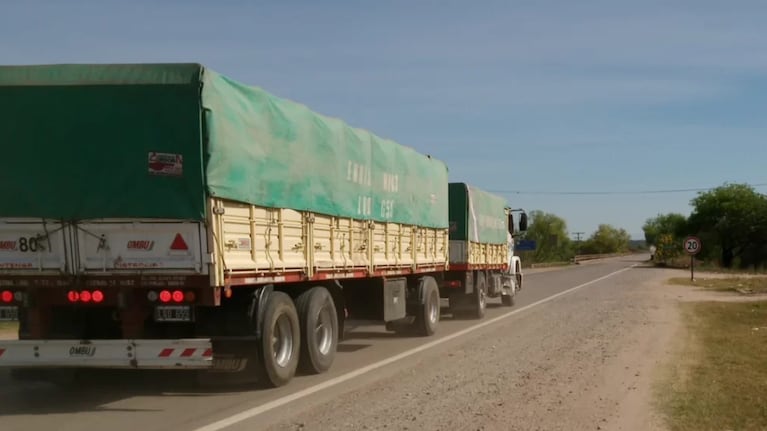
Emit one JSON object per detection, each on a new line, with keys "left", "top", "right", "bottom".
{"left": 0, "top": 338, "right": 213, "bottom": 369}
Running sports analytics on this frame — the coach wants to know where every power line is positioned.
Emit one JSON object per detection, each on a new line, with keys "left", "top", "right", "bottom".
{"left": 488, "top": 182, "right": 767, "bottom": 196}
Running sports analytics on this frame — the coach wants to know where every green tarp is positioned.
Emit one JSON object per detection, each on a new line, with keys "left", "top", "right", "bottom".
{"left": 449, "top": 183, "right": 509, "bottom": 244}
{"left": 202, "top": 69, "right": 448, "bottom": 228}
{"left": 0, "top": 63, "right": 448, "bottom": 228}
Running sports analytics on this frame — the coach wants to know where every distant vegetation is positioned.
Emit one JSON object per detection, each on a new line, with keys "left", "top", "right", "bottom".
{"left": 643, "top": 183, "right": 767, "bottom": 270}
{"left": 517, "top": 210, "right": 632, "bottom": 265}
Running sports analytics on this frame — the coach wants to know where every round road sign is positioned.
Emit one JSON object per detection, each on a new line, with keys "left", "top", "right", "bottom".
{"left": 683, "top": 236, "right": 702, "bottom": 255}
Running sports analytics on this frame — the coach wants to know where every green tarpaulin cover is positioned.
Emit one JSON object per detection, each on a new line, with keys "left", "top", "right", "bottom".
{"left": 449, "top": 183, "right": 509, "bottom": 244}
{"left": 0, "top": 63, "right": 448, "bottom": 228}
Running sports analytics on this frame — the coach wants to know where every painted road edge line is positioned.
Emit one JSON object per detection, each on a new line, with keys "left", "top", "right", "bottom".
{"left": 194, "top": 263, "right": 638, "bottom": 431}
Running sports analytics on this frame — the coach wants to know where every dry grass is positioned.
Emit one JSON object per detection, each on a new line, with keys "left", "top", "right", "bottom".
{"left": 659, "top": 301, "right": 767, "bottom": 431}
{"left": 668, "top": 276, "right": 767, "bottom": 294}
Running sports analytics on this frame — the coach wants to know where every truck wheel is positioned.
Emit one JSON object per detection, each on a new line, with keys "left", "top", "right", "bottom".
{"left": 414, "top": 277, "right": 440, "bottom": 336}
{"left": 259, "top": 291, "right": 300, "bottom": 387}
{"left": 516, "top": 265, "right": 523, "bottom": 291}
{"left": 472, "top": 272, "right": 487, "bottom": 319}
{"left": 501, "top": 293, "right": 515, "bottom": 307}
{"left": 295, "top": 286, "right": 338, "bottom": 374}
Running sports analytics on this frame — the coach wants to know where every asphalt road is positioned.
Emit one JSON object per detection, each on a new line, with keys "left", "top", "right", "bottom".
{"left": 0, "top": 255, "right": 646, "bottom": 431}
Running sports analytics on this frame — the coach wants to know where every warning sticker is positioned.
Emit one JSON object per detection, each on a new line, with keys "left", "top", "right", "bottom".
{"left": 148, "top": 152, "right": 183, "bottom": 177}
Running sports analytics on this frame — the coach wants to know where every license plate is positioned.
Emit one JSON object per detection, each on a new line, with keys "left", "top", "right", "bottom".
{"left": 154, "top": 305, "right": 193, "bottom": 322}
{"left": 0, "top": 306, "right": 19, "bottom": 321}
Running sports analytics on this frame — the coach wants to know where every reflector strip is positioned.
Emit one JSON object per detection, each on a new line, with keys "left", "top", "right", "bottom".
{"left": 157, "top": 348, "right": 212, "bottom": 358}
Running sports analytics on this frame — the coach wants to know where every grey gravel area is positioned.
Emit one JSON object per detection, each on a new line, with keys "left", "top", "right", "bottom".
{"left": 262, "top": 266, "right": 674, "bottom": 431}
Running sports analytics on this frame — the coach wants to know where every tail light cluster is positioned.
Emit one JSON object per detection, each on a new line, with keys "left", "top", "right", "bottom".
{"left": 445, "top": 280, "right": 462, "bottom": 288}
{"left": 67, "top": 290, "right": 105, "bottom": 304}
{"left": 147, "top": 290, "right": 196, "bottom": 304}
{"left": 0, "top": 290, "right": 23, "bottom": 304}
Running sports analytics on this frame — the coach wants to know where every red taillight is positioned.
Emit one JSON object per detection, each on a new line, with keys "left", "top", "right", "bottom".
{"left": 184, "top": 291, "right": 196, "bottom": 302}
{"left": 92, "top": 290, "right": 104, "bottom": 303}
{"left": 67, "top": 290, "right": 80, "bottom": 302}
{"left": 66, "top": 290, "right": 106, "bottom": 304}
{"left": 159, "top": 290, "right": 172, "bottom": 303}
{"left": 0, "top": 290, "right": 12, "bottom": 303}
{"left": 80, "top": 290, "right": 92, "bottom": 303}
{"left": 172, "top": 290, "right": 184, "bottom": 303}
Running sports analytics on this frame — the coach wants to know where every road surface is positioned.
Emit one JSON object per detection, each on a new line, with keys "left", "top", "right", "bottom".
{"left": 0, "top": 255, "right": 674, "bottom": 431}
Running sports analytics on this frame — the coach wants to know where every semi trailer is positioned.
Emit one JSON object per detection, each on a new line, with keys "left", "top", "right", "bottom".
{"left": 0, "top": 63, "right": 526, "bottom": 387}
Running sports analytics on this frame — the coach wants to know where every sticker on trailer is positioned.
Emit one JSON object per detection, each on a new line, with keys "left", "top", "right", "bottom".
{"left": 69, "top": 345, "right": 97, "bottom": 357}
{"left": 127, "top": 240, "right": 155, "bottom": 251}
{"left": 148, "top": 152, "right": 183, "bottom": 177}
{"left": 0, "top": 241, "right": 17, "bottom": 251}
{"left": 167, "top": 233, "right": 191, "bottom": 256}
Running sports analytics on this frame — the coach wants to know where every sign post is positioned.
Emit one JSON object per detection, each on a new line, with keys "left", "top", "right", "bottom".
{"left": 683, "top": 235, "right": 702, "bottom": 281}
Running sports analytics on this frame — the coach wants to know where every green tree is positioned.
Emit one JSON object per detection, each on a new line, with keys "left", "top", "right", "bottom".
{"left": 642, "top": 213, "right": 688, "bottom": 246}
{"left": 687, "top": 183, "right": 767, "bottom": 268}
{"left": 581, "top": 224, "right": 631, "bottom": 254}
{"left": 521, "top": 210, "right": 573, "bottom": 263}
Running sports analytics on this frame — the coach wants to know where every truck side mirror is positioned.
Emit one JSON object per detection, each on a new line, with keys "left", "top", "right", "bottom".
{"left": 519, "top": 213, "right": 528, "bottom": 231}
{"left": 508, "top": 213, "right": 515, "bottom": 235}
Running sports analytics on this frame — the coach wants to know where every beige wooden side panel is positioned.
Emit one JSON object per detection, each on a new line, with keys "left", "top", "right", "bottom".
{"left": 370, "top": 223, "right": 448, "bottom": 269}
{"left": 467, "top": 241, "right": 509, "bottom": 266}
{"left": 212, "top": 198, "right": 448, "bottom": 279}
{"left": 214, "top": 199, "right": 308, "bottom": 273}
{"left": 312, "top": 214, "right": 369, "bottom": 270}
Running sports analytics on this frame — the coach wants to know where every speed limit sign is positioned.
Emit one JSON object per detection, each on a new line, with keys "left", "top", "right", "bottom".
{"left": 684, "top": 236, "right": 702, "bottom": 255}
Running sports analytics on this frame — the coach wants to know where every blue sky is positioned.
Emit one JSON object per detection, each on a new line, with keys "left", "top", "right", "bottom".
{"left": 3, "top": 0, "right": 766, "bottom": 239}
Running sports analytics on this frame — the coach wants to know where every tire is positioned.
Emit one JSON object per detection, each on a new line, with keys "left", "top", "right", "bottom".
{"left": 501, "top": 293, "right": 515, "bottom": 307}
{"left": 259, "top": 291, "right": 300, "bottom": 387}
{"left": 414, "top": 277, "right": 440, "bottom": 336}
{"left": 471, "top": 272, "right": 487, "bottom": 319}
{"left": 516, "top": 265, "right": 523, "bottom": 291}
{"left": 295, "top": 287, "right": 338, "bottom": 374}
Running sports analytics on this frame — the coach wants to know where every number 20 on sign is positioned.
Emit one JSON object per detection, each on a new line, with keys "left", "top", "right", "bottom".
{"left": 684, "top": 236, "right": 702, "bottom": 281}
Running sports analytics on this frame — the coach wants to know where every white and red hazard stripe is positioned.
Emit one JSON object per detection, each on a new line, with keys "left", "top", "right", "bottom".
{"left": 157, "top": 347, "right": 213, "bottom": 359}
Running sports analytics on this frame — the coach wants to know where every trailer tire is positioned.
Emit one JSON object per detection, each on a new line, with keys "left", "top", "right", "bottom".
{"left": 501, "top": 293, "right": 515, "bottom": 307}
{"left": 472, "top": 272, "right": 487, "bottom": 319}
{"left": 259, "top": 291, "right": 300, "bottom": 387}
{"left": 295, "top": 286, "right": 338, "bottom": 374}
{"left": 414, "top": 277, "right": 440, "bottom": 336}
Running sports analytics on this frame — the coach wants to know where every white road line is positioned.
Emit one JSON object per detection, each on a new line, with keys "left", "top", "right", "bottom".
{"left": 194, "top": 264, "right": 638, "bottom": 431}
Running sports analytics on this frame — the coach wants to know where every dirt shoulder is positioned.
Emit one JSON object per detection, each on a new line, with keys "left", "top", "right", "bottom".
{"left": 259, "top": 265, "right": 680, "bottom": 431}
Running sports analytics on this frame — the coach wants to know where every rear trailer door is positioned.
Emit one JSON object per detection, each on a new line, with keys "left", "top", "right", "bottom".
{"left": 73, "top": 221, "right": 207, "bottom": 274}
{"left": 0, "top": 219, "right": 69, "bottom": 321}
{"left": 0, "top": 219, "right": 68, "bottom": 272}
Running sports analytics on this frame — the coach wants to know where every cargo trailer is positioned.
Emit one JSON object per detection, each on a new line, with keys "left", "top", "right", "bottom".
{"left": 0, "top": 63, "right": 525, "bottom": 387}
